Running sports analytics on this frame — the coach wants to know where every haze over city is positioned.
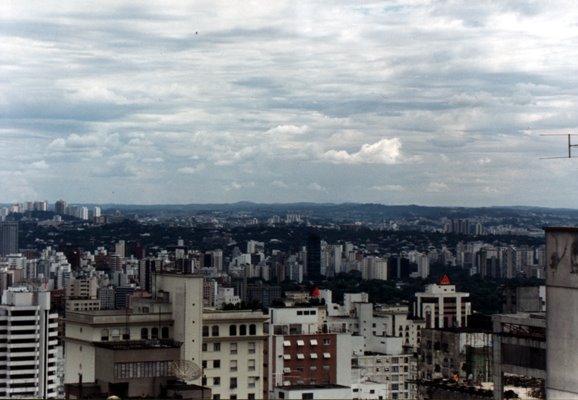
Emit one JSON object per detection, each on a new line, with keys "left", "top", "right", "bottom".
{"left": 2, "top": 1, "right": 577, "bottom": 207}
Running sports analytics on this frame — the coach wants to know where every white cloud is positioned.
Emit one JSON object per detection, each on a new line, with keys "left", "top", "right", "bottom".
{"left": 427, "top": 182, "right": 450, "bottom": 193}
{"left": 323, "top": 138, "right": 402, "bottom": 164}
{"left": 178, "top": 164, "right": 205, "bottom": 175}
{"left": 307, "top": 182, "right": 326, "bottom": 192}
{"left": 31, "top": 160, "right": 49, "bottom": 169}
{"left": 371, "top": 184, "right": 405, "bottom": 192}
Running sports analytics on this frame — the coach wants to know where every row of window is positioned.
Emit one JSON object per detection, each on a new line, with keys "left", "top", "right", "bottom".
{"left": 212, "top": 394, "right": 256, "bottom": 400}
{"left": 283, "top": 352, "right": 331, "bottom": 360}
{"left": 203, "top": 324, "right": 257, "bottom": 337}
{"left": 202, "top": 358, "right": 256, "bottom": 371}
{"left": 203, "top": 376, "right": 259, "bottom": 388}
{"left": 283, "top": 338, "right": 331, "bottom": 347}
{"left": 202, "top": 341, "right": 256, "bottom": 354}
{"left": 100, "top": 327, "right": 171, "bottom": 341}
{"left": 114, "top": 361, "right": 172, "bottom": 379}
{"left": 296, "top": 310, "right": 317, "bottom": 316}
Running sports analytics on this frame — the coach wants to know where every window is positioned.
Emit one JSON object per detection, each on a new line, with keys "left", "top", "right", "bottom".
{"left": 162, "top": 327, "right": 169, "bottom": 339}
{"left": 230, "top": 325, "right": 237, "bottom": 336}
{"left": 248, "top": 342, "right": 256, "bottom": 354}
{"left": 240, "top": 324, "right": 247, "bottom": 336}
{"left": 283, "top": 340, "right": 291, "bottom": 347}
{"left": 249, "top": 324, "right": 256, "bottom": 335}
{"left": 323, "top": 352, "right": 331, "bottom": 359}
{"left": 296, "top": 353, "right": 305, "bottom": 360}
{"left": 248, "top": 376, "right": 257, "bottom": 388}
{"left": 248, "top": 359, "right": 255, "bottom": 371}
{"left": 309, "top": 365, "right": 317, "bottom": 371}
{"left": 101, "top": 329, "right": 109, "bottom": 341}
{"left": 248, "top": 394, "right": 255, "bottom": 400}
{"left": 203, "top": 326, "right": 209, "bottom": 337}
{"left": 202, "top": 343, "right": 208, "bottom": 352}
{"left": 310, "top": 339, "right": 318, "bottom": 346}
{"left": 230, "top": 342, "right": 238, "bottom": 354}
{"left": 297, "top": 310, "right": 303, "bottom": 315}
{"left": 310, "top": 353, "right": 318, "bottom": 359}
{"left": 230, "top": 396, "right": 237, "bottom": 400}
{"left": 283, "top": 354, "right": 291, "bottom": 360}
{"left": 213, "top": 360, "right": 220, "bottom": 369}
{"left": 212, "top": 395, "right": 220, "bottom": 400}
{"left": 213, "top": 343, "right": 221, "bottom": 352}
{"left": 323, "top": 338, "right": 331, "bottom": 345}
{"left": 230, "top": 360, "right": 237, "bottom": 372}
{"left": 302, "top": 393, "right": 313, "bottom": 400}
{"left": 151, "top": 327, "right": 158, "bottom": 339}
{"left": 213, "top": 377, "right": 221, "bottom": 386}
{"left": 202, "top": 360, "right": 207, "bottom": 369}
{"left": 123, "top": 328, "right": 130, "bottom": 340}
{"left": 296, "top": 340, "right": 305, "bottom": 346}
{"left": 141, "top": 328, "right": 148, "bottom": 339}
{"left": 323, "top": 365, "right": 330, "bottom": 371}
{"left": 212, "top": 325, "right": 219, "bottom": 337}
{"left": 230, "top": 377, "right": 237, "bottom": 389}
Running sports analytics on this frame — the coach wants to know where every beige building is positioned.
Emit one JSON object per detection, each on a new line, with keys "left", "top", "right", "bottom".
{"left": 202, "top": 309, "right": 268, "bottom": 400}
{"left": 63, "top": 272, "right": 205, "bottom": 397}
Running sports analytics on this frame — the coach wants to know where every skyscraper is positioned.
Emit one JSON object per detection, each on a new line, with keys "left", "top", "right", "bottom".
{"left": 306, "top": 232, "right": 321, "bottom": 281}
{"left": 54, "top": 199, "right": 67, "bottom": 215}
{"left": 0, "top": 221, "right": 18, "bottom": 256}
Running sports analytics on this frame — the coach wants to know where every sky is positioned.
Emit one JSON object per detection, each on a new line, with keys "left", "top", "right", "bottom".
{"left": 1, "top": 1, "right": 578, "bottom": 207}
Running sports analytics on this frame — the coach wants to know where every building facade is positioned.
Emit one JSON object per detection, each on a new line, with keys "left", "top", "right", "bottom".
{"left": 0, "top": 288, "right": 59, "bottom": 398}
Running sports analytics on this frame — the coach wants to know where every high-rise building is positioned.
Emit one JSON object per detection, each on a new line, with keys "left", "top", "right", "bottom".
{"left": 0, "top": 288, "right": 59, "bottom": 398}
{"left": 0, "top": 221, "right": 18, "bottom": 256}
{"left": 54, "top": 200, "right": 66, "bottom": 215}
{"left": 306, "top": 233, "right": 321, "bottom": 281}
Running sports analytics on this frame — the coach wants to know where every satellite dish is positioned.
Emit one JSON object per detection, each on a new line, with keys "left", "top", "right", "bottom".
{"left": 171, "top": 360, "right": 202, "bottom": 382}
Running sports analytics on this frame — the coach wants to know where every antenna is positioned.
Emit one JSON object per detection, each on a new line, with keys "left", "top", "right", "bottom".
{"left": 171, "top": 360, "right": 202, "bottom": 382}
{"left": 540, "top": 134, "right": 578, "bottom": 159}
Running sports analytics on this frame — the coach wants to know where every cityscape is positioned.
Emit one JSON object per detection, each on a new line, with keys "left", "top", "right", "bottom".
{"left": 3, "top": 1, "right": 578, "bottom": 399}
{"left": 0, "top": 199, "right": 575, "bottom": 399}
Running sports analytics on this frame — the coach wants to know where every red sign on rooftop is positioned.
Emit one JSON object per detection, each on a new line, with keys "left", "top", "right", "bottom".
{"left": 439, "top": 274, "right": 452, "bottom": 285}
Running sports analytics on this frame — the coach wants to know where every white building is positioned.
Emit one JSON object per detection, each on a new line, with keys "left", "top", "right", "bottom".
{"left": 413, "top": 275, "right": 471, "bottom": 329}
{"left": 202, "top": 309, "right": 268, "bottom": 400}
{"left": 0, "top": 288, "right": 59, "bottom": 398}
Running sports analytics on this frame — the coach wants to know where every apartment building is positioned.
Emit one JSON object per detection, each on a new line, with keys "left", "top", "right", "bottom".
{"left": 202, "top": 309, "right": 268, "bottom": 400}
{"left": 0, "top": 288, "right": 59, "bottom": 398}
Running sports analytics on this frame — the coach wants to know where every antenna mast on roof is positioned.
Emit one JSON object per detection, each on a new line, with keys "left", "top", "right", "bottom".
{"left": 540, "top": 134, "right": 578, "bottom": 159}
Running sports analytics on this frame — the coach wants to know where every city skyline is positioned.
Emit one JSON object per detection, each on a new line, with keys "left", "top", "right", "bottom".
{"left": 2, "top": 1, "right": 578, "bottom": 207}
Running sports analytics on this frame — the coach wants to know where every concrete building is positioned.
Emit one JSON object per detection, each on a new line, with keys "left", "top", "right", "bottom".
{"left": 545, "top": 227, "right": 578, "bottom": 399}
{"left": 413, "top": 275, "right": 471, "bottom": 329}
{"left": 492, "top": 312, "right": 546, "bottom": 400}
{"left": 267, "top": 305, "right": 352, "bottom": 397}
{"left": 202, "top": 309, "right": 268, "bottom": 400}
{"left": 417, "top": 328, "right": 492, "bottom": 383}
{"left": 64, "top": 272, "right": 205, "bottom": 397}
{"left": 0, "top": 288, "right": 59, "bottom": 398}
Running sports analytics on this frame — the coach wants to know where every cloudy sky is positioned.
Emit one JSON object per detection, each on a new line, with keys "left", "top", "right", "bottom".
{"left": 2, "top": 1, "right": 578, "bottom": 207}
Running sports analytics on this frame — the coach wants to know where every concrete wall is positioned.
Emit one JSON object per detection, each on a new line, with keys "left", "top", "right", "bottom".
{"left": 545, "top": 228, "right": 578, "bottom": 400}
